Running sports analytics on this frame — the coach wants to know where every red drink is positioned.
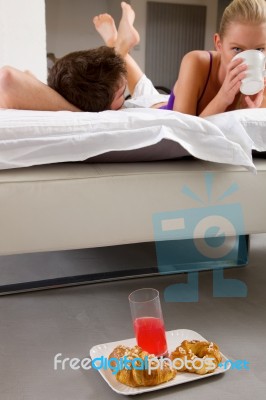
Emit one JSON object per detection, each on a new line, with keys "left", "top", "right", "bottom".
{"left": 133, "top": 317, "right": 168, "bottom": 356}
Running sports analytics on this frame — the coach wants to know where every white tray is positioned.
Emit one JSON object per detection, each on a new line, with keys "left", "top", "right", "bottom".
{"left": 89, "top": 329, "right": 230, "bottom": 395}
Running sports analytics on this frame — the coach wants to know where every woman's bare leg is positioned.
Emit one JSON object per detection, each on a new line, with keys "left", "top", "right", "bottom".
{"left": 116, "top": 2, "right": 142, "bottom": 95}
{"left": 115, "top": 2, "right": 139, "bottom": 56}
{"left": 93, "top": 2, "right": 142, "bottom": 96}
{"left": 93, "top": 13, "right": 117, "bottom": 47}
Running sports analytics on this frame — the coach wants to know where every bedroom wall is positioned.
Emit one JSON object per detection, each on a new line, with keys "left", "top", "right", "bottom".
{"left": 131, "top": 0, "right": 218, "bottom": 71}
{"left": 45, "top": 0, "right": 123, "bottom": 58}
{"left": 46, "top": 0, "right": 218, "bottom": 70}
{"left": 0, "top": 0, "right": 219, "bottom": 81}
{"left": 0, "top": 0, "right": 47, "bottom": 82}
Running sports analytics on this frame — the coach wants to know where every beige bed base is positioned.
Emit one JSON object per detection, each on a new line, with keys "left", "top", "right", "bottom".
{"left": 0, "top": 158, "right": 265, "bottom": 293}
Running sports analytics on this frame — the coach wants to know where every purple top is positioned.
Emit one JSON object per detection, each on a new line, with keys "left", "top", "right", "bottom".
{"left": 159, "top": 52, "right": 213, "bottom": 114}
{"left": 159, "top": 91, "right": 175, "bottom": 110}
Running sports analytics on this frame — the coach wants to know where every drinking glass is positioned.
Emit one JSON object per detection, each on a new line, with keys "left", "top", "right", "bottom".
{"left": 128, "top": 288, "right": 168, "bottom": 356}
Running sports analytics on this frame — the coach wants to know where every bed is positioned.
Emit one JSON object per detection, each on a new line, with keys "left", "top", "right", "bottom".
{"left": 0, "top": 107, "right": 265, "bottom": 294}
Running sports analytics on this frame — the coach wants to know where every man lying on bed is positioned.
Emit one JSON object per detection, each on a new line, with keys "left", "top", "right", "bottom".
{"left": 0, "top": 44, "right": 128, "bottom": 112}
{"left": 0, "top": 2, "right": 168, "bottom": 113}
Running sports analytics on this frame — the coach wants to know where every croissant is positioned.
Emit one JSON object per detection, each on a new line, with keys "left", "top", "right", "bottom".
{"left": 109, "top": 345, "right": 177, "bottom": 387}
{"left": 170, "top": 340, "right": 222, "bottom": 375}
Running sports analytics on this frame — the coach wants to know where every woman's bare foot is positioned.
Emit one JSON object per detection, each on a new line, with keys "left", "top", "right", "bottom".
{"left": 115, "top": 2, "right": 140, "bottom": 56}
{"left": 93, "top": 13, "right": 117, "bottom": 47}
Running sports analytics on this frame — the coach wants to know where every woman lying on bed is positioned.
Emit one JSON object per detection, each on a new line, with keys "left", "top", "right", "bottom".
{"left": 171, "top": 0, "right": 266, "bottom": 116}
{"left": 93, "top": 0, "right": 266, "bottom": 116}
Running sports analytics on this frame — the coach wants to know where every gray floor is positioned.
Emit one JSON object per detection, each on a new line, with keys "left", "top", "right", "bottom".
{"left": 0, "top": 234, "right": 265, "bottom": 400}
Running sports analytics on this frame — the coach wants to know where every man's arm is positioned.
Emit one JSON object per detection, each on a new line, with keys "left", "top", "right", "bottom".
{"left": 0, "top": 66, "right": 80, "bottom": 111}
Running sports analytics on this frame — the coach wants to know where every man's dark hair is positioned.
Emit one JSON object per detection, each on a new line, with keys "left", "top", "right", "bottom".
{"left": 47, "top": 46, "right": 127, "bottom": 112}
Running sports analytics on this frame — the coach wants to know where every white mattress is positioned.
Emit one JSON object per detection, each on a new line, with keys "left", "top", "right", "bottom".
{"left": 0, "top": 158, "right": 265, "bottom": 255}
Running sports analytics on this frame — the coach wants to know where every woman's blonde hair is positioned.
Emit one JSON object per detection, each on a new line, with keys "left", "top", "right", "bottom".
{"left": 219, "top": 0, "right": 266, "bottom": 38}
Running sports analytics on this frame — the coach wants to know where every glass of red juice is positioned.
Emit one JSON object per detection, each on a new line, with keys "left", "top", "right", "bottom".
{"left": 128, "top": 288, "right": 168, "bottom": 357}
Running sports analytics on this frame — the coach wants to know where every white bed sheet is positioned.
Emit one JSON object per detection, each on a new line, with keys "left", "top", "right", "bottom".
{"left": 0, "top": 108, "right": 258, "bottom": 171}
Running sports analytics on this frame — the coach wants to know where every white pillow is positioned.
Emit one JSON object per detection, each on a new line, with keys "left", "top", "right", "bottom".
{"left": 0, "top": 108, "right": 255, "bottom": 171}
{"left": 206, "top": 108, "right": 266, "bottom": 152}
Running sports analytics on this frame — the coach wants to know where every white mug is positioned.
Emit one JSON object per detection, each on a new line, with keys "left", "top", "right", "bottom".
{"left": 232, "top": 49, "right": 266, "bottom": 95}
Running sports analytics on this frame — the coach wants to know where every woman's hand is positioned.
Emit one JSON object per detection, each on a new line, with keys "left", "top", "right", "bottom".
{"left": 242, "top": 90, "right": 264, "bottom": 108}
{"left": 242, "top": 77, "right": 266, "bottom": 108}
{"left": 216, "top": 57, "right": 247, "bottom": 107}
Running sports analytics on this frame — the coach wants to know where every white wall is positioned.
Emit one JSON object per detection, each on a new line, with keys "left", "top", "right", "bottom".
{"left": 0, "top": 0, "right": 47, "bottom": 82}
{"left": 131, "top": 0, "right": 218, "bottom": 71}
